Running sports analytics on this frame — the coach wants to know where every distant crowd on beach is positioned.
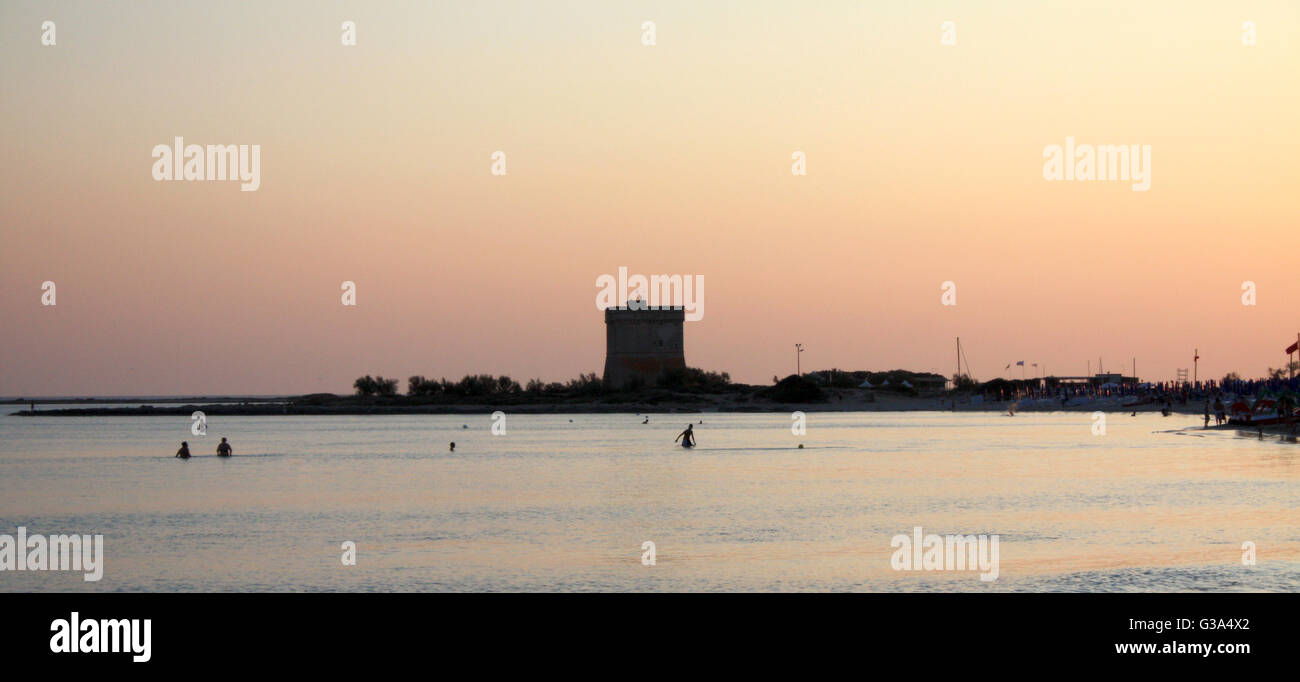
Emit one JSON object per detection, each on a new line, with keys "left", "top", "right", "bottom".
{"left": 988, "top": 374, "right": 1298, "bottom": 432}
{"left": 995, "top": 376, "right": 1299, "bottom": 406}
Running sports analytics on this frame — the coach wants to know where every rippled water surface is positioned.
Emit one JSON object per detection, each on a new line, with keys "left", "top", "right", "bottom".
{"left": 1, "top": 411, "right": 1296, "bottom": 592}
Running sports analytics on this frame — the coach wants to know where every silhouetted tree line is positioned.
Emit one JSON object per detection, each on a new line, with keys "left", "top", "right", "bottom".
{"left": 406, "top": 374, "right": 522, "bottom": 397}
{"left": 803, "top": 368, "right": 947, "bottom": 392}
{"left": 351, "top": 367, "right": 737, "bottom": 400}
{"left": 1267, "top": 361, "right": 1300, "bottom": 381}
{"left": 757, "top": 375, "right": 826, "bottom": 402}
{"left": 655, "top": 367, "right": 732, "bottom": 392}
{"left": 353, "top": 375, "right": 399, "bottom": 397}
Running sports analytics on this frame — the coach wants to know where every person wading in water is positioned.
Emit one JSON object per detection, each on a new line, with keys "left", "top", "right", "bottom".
{"left": 674, "top": 424, "right": 696, "bottom": 448}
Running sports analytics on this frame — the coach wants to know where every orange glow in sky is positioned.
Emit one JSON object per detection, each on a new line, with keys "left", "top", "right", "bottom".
{"left": 2, "top": 1, "right": 1297, "bottom": 395}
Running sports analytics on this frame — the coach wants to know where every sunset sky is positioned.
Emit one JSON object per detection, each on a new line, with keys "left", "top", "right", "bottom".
{"left": 2, "top": 1, "right": 1297, "bottom": 396}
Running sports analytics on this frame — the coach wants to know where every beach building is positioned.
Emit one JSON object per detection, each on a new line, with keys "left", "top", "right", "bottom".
{"left": 910, "top": 375, "right": 949, "bottom": 394}
{"left": 603, "top": 305, "right": 686, "bottom": 388}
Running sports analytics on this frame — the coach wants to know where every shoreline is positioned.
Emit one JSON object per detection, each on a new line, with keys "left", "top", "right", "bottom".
{"left": 9, "top": 395, "right": 1298, "bottom": 444}
{"left": 10, "top": 399, "right": 1296, "bottom": 443}
{"left": 1, "top": 393, "right": 1265, "bottom": 418}
{"left": 0, "top": 396, "right": 287, "bottom": 405}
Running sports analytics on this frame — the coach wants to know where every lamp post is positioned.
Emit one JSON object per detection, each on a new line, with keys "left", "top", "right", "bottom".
{"left": 795, "top": 344, "right": 804, "bottom": 377}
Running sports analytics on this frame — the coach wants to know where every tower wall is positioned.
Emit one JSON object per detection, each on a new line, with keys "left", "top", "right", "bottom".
{"left": 603, "top": 307, "right": 686, "bottom": 388}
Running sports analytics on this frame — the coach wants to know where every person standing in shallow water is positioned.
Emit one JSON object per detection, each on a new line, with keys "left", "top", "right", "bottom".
{"left": 175, "top": 441, "right": 191, "bottom": 459}
{"left": 675, "top": 424, "right": 695, "bottom": 447}
{"left": 217, "top": 437, "right": 232, "bottom": 456}
{"left": 449, "top": 442, "right": 455, "bottom": 452}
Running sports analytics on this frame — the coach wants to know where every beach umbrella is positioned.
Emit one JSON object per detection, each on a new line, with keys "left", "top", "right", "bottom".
{"left": 858, "top": 379, "right": 874, "bottom": 388}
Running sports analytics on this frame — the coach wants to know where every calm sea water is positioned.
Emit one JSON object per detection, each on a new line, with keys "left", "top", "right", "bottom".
{"left": 1, "top": 411, "right": 1296, "bottom": 592}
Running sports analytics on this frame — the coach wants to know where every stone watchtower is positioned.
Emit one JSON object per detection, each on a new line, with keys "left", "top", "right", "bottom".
{"left": 603, "top": 305, "right": 686, "bottom": 388}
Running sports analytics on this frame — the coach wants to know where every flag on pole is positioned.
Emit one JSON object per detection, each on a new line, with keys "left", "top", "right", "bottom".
{"left": 1016, "top": 361, "right": 1025, "bottom": 366}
